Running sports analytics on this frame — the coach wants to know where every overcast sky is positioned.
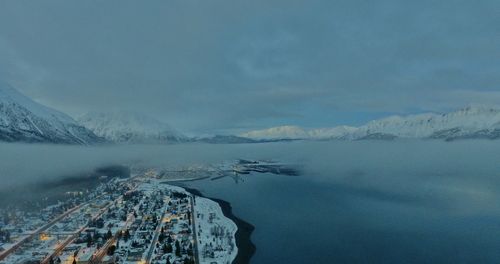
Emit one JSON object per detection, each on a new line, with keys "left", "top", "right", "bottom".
{"left": 0, "top": 0, "right": 499, "bottom": 134}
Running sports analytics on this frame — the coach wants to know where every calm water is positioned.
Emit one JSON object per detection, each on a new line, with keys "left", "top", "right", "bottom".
{"left": 181, "top": 141, "right": 500, "bottom": 264}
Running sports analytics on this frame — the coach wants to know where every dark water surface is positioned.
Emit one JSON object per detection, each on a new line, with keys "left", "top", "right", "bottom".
{"left": 181, "top": 141, "right": 500, "bottom": 264}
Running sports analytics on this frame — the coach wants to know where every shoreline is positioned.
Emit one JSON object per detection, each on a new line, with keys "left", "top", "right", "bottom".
{"left": 183, "top": 187, "right": 256, "bottom": 264}
{"left": 159, "top": 175, "right": 210, "bottom": 182}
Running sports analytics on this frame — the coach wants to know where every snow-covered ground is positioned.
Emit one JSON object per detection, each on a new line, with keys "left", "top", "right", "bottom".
{"left": 140, "top": 180, "right": 238, "bottom": 264}
{"left": 194, "top": 197, "right": 237, "bottom": 264}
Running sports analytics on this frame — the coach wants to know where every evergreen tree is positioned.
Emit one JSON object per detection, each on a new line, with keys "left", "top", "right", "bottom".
{"left": 106, "top": 229, "right": 112, "bottom": 240}
{"left": 5, "top": 230, "right": 10, "bottom": 242}
{"left": 175, "top": 240, "right": 181, "bottom": 257}
{"left": 86, "top": 233, "right": 92, "bottom": 247}
{"left": 165, "top": 243, "right": 173, "bottom": 253}
{"left": 162, "top": 243, "right": 168, "bottom": 252}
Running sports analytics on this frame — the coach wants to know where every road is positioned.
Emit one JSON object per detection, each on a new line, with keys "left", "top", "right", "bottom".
{"left": 190, "top": 195, "right": 200, "bottom": 264}
{"left": 40, "top": 181, "right": 138, "bottom": 264}
{"left": 144, "top": 195, "right": 199, "bottom": 264}
{"left": 90, "top": 213, "right": 135, "bottom": 264}
{"left": 145, "top": 202, "right": 169, "bottom": 264}
{"left": 40, "top": 197, "right": 118, "bottom": 264}
{"left": 0, "top": 202, "right": 85, "bottom": 261}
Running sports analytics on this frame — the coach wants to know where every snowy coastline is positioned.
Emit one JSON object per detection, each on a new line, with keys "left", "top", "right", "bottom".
{"left": 162, "top": 183, "right": 240, "bottom": 264}
{"left": 180, "top": 187, "right": 256, "bottom": 264}
{"left": 194, "top": 197, "right": 238, "bottom": 264}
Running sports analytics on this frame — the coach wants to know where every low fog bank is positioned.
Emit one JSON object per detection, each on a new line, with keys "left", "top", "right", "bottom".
{"left": 0, "top": 143, "right": 132, "bottom": 191}
{"left": 0, "top": 142, "right": 299, "bottom": 191}
{"left": 1, "top": 140, "right": 500, "bottom": 211}
{"left": 300, "top": 140, "right": 500, "bottom": 217}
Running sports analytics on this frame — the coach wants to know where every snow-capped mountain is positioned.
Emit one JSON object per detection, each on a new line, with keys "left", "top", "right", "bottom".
{"left": 78, "top": 112, "right": 186, "bottom": 144}
{"left": 241, "top": 126, "right": 309, "bottom": 140}
{"left": 4, "top": 79, "right": 498, "bottom": 145}
{"left": 355, "top": 106, "right": 500, "bottom": 140}
{"left": 240, "top": 125, "right": 358, "bottom": 140}
{"left": 240, "top": 106, "right": 500, "bottom": 141}
{"left": 0, "top": 82, "right": 104, "bottom": 144}
{"left": 306, "top": 126, "right": 360, "bottom": 140}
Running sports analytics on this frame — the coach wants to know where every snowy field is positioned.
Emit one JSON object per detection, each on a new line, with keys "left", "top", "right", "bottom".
{"left": 194, "top": 197, "right": 238, "bottom": 264}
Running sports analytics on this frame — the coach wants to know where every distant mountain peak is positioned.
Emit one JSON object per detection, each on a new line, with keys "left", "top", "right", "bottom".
{"left": 78, "top": 111, "right": 185, "bottom": 144}
{"left": 240, "top": 125, "right": 308, "bottom": 140}
{"left": 240, "top": 125, "right": 358, "bottom": 140}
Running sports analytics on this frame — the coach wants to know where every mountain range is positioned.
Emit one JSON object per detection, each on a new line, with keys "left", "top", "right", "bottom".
{"left": 240, "top": 106, "right": 500, "bottom": 141}
{"left": 2, "top": 82, "right": 500, "bottom": 144}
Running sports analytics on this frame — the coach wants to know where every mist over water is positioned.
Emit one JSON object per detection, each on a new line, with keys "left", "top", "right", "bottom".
{"left": 0, "top": 141, "right": 305, "bottom": 190}
{"left": 2, "top": 140, "right": 500, "bottom": 263}
{"left": 2, "top": 140, "right": 500, "bottom": 192}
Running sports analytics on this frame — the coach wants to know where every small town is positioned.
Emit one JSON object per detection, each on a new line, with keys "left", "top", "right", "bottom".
{"left": 0, "top": 172, "right": 237, "bottom": 264}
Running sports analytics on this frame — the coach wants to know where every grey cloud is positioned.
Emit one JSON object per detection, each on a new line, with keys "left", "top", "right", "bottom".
{"left": 0, "top": 0, "right": 499, "bottom": 133}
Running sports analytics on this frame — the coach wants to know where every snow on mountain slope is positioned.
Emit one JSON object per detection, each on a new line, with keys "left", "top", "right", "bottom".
{"left": 356, "top": 106, "right": 500, "bottom": 139}
{"left": 307, "top": 126, "right": 360, "bottom": 140}
{"left": 78, "top": 112, "right": 185, "bottom": 144}
{"left": 240, "top": 125, "right": 309, "bottom": 140}
{"left": 0, "top": 81, "right": 104, "bottom": 144}
{"left": 240, "top": 125, "right": 358, "bottom": 140}
{"left": 240, "top": 106, "right": 500, "bottom": 141}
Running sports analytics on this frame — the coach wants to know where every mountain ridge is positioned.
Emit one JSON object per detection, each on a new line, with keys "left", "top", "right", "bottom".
{"left": 240, "top": 106, "right": 500, "bottom": 141}
{"left": 2, "top": 81, "right": 500, "bottom": 144}
{"left": 0, "top": 82, "right": 104, "bottom": 144}
{"left": 78, "top": 111, "right": 186, "bottom": 144}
